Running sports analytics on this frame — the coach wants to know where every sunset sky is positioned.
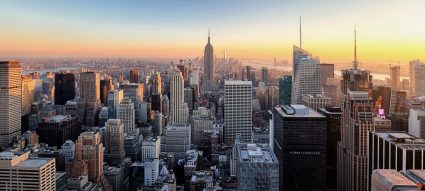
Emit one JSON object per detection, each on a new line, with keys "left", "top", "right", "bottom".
{"left": 1, "top": 0, "right": 424, "bottom": 66}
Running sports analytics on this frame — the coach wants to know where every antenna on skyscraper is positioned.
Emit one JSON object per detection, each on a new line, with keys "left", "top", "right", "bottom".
{"left": 353, "top": 23, "right": 358, "bottom": 70}
{"left": 299, "top": 16, "right": 302, "bottom": 48}
{"left": 208, "top": 28, "right": 210, "bottom": 43}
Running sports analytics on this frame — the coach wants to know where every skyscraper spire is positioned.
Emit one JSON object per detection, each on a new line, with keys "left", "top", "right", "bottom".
{"left": 208, "top": 28, "right": 210, "bottom": 44}
{"left": 353, "top": 24, "right": 358, "bottom": 70}
{"left": 299, "top": 16, "right": 302, "bottom": 48}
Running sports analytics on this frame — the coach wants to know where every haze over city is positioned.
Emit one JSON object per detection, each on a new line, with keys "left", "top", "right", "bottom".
{"left": 1, "top": 0, "right": 424, "bottom": 67}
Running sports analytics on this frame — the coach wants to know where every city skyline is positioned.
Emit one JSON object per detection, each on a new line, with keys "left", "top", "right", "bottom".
{"left": 1, "top": 0, "right": 424, "bottom": 67}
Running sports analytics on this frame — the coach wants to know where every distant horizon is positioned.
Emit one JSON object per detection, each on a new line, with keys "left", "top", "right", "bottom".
{"left": 1, "top": 0, "right": 424, "bottom": 67}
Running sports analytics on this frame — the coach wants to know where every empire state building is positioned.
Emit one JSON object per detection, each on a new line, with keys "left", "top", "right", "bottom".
{"left": 203, "top": 32, "right": 214, "bottom": 91}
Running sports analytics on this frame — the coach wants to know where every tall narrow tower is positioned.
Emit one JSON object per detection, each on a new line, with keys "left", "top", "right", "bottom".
{"left": 203, "top": 30, "right": 214, "bottom": 91}
{"left": 0, "top": 61, "right": 21, "bottom": 146}
{"left": 169, "top": 67, "right": 188, "bottom": 124}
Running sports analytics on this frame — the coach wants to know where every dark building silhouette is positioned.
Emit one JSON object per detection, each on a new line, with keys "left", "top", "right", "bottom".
{"left": 318, "top": 106, "right": 342, "bottom": 190}
{"left": 129, "top": 69, "right": 140, "bottom": 83}
{"left": 37, "top": 115, "right": 81, "bottom": 148}
{"left": 54, "top": 73, "right": 75, "bottom": 105}
{"left": 100, "top": 79, "right": 113, "bottom": 106}
{"left": 273, "top": 104, "right": 327, "bottom": 190}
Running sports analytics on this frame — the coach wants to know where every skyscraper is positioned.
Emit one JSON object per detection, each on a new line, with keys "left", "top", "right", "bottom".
{"left": 320, "top": 63, "right": 334, "bottom": 84}
{"left": 338, "top": 91, "right": 373, "bottom": 191}
{"left": 224, "top": 80, "right": 252, "bottom": 143}
{"left": 261, "top": 67, "right": 269, "bottom": 86}
{"left": 104, "top": 119, "right": 125, "bottom": 165}
{"left": 54, "top": 73, "right": 75, "bottom": 105}
{"left": 129, "top": 69, "right": 140, "bottom": 83}
{"left": 390, "top": 65, "right": 401, "bottom": 91}
{"left": 409, "top": 59, "right": 423, "bottom": 97}
{"left": 291, "top": 46, "right": 323, "bottom": 104}
{"left": 78, "top": 72, "right": 100, "bottom": 126}
{"left": 414, "top": 64, "right": 425, "bottom": 97}
{"left": 142, "top": 136, "right": 161, "bottom": 163}
{"left": 273, "top": 105, "right": 327, "bottom": 190}
{"left": 117, "top": 97, "right": 135, "bottom": 133}
{"left": 340, "top": 27, "right": 373, "bottom": 96}
{"left": 169, "top": 67, "right": 189, "bottom": 124}
{"left": 75, "top": 131, "right": 104, "bottom": 183}
{"left": 100, "top": 78, "right": 113, "bottom": 106}
{"left": 279, "top": 75, "right": 292, "bottom": 105}
{"left": 0, "top": 61, "right": 21, "bottom": 146}
{"left": 151, "top": 72, "right": 162, "bottom": 95}
{"left": 318, "top": 106, "right": 342, "bottom": 190}
{"left": 21, "top": 76, "right": 35, "bottom": 115}
{"left": 203, "top": 31, "right": 214, "bottom": 91}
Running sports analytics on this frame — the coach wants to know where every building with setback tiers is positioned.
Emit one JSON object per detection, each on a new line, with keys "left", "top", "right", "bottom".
{"left": 273, "top": 104, "right": 327, "bottom": 190}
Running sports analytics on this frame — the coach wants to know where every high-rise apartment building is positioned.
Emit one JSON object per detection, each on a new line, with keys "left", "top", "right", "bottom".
{"left": 0, "top": 61, "right": 22, "bottom": 146}
{"left": 55, "top": 73, "right": 75, "bottom": 105}
{"left": 117, "top": 97, "right": 135, "bottom": 132}
{"left": 273, "top": 104, "right": 327, "bottom": 190}
{"left": 104, "top": 119, "right": 125, "bottom": 165}
{"left": 278, "top": 75, "right": 292, "bottom": 105}
{"left": 75, "top": 131, "right": 104, "bottom": 183}
{"left": 338, "top": 91, "right": 373, "bottom": 191}
{"left": 142, "top": 136, "right": 160, "bottom": 163}
{"left": 291, "top": 46, "right": 323, "bottom": 104}
{"left": 203, "top": 32, "right": 214, "bottom": 91}
{"left": 169, "top": 67, "right": 189, "bottom": 124}
{"left": 60, "top": 140, "right": 76, "bottom": 161}
{"left": 0, "top": 151, "right": 56, "bottom": 190}
{"left": 237, "top": 143, "right": 279, "bottom": 191}
{"left": 224, "top": 80, "right": 252, "bottom": 143}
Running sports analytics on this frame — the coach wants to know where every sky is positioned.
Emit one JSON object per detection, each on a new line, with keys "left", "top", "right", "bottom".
{"left": 0, "top": 0, "right": 424, "bottom": 66}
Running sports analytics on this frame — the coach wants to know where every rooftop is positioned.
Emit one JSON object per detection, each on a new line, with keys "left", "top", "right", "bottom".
{"left": 17, "top": 159, "right": 50, "bottom": 168}
{"left": 224, "top": 80, "right": 252, "bottom": 85}
{"left": 239, "top": 144, "right": 278, "bottom": 164}
{"left": 275, "top": 105, "right": 325, "bottom": 118}
{"left": 372, "top": 169, "right": 417, "bottom": 188}
{"left": 45, "top": 115, "right": 74, "bottom": 123}
{"left": 373, "top": 131, "right": 425, "bottom": 149}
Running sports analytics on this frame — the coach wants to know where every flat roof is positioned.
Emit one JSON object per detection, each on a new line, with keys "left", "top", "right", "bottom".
{"left": 17, "top": 159, "right": 51, "bottom": 168}
{"left": 274, "top": 105, "right": 325, "bottom": 118}
{"left": 372, "top": 169, "right": 417, "bottom": 186}
{"left": 224, "top": 80, "right": 252, "bottom": 85}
